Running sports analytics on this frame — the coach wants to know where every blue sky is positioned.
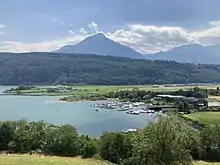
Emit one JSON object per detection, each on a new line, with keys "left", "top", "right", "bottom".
{"left": 1, "top": 0, "right": 220, "bottom": 53}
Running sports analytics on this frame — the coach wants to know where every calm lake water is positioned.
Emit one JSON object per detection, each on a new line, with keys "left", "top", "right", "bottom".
{"left": 0, "top": 86, "right": 156, "bottom": 137}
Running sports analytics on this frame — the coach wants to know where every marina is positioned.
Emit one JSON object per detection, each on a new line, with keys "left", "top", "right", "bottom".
{"left": 90, "top": 101, "right": 162, "bottom": 115}
{"left": 0, "top": 87, "right": 155, "bottom": 137}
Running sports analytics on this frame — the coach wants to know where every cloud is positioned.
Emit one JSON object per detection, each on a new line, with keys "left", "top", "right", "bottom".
{"left": 40, "top": 13, "right": 50, "bottom": 17}
{"left": 52, "top": 18, "right": 58, "bottom": 22}
{"left": 0, "top": 24, "right": 6, "bottom": 28}
{"left": 2, "top": 20, "right": 220, "bottom": 54}
{"left": 0, "top": 35, "right": 86, "bottom": 53}
{"left": 88, "top": 22, "right": 98, "bottom": 28}
{"left": 50, "top": 17, "right": 66, "bottom": 26}
{"left": 0, "top": 23, "right": 6, "bottom": 35}
{"left": 106, "top": 24, "right": 197, "bottom": 53}
{"left": 68, "top": 30, "right": 75, "bottom": 35}
{"left": 192, "top": 20, "right": 220, "bottom": 38}
{"left": 88, "top": 21, "right": 99, "bottom": 33}
{"left": 60, "top": 22, "right": 65, "bottom": 26}
{"left": 190, "top": 20, "right": 220, "bottom": 45}
{"left": 0, "top": 23, "right": 199, "bottom": 54}
{"left": 80, "top": 28, "right": 88, "bottom": 34}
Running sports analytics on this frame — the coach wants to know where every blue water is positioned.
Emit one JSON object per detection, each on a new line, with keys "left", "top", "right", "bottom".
{"left": 0, "top": 86, "right": 155, "bottom": 137}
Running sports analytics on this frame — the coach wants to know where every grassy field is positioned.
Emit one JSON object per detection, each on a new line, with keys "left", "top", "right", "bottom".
{"left": 0, "top": 155, "right": 112, "bottom": 165}
{"left": 8, "top": 84, "right": 220, "bottom": 96}
{"left": 0, "top": 155, "right": 218, "bottom": 165}
{"left": 184, "top": 112, "right": 220, "bottom": 125}
{"left": 195, "top": 161, "right": 220, "bottom": 165}
{"left": 58, "top": 84, "right": 219, "bottom": 93}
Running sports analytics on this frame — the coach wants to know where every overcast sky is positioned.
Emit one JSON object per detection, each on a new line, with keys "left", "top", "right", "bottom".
{"left": 1, "top": 0, "right": 220, "bottom": 53}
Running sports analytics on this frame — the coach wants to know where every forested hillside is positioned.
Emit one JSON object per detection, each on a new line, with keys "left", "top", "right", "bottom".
{"left": 1, "top": 52, "right": 220, "bottom": 85}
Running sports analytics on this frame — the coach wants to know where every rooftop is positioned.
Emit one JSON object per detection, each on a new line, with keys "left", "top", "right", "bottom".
{"left": 157, "top": 94, "right": 186, "bottom": 99}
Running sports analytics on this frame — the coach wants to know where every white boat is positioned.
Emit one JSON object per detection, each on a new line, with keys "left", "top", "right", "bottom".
{"left": 122, "top": 128, "right": 137, "bottom": 133}
{"left": 147, "top": 110, "right": 155, "bottom": 113}
{"left": 127, "top": 110, "right": 141, "bottom": 115}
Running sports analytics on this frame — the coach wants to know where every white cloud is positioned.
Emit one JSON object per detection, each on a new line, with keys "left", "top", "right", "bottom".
{"left": 40, "top": 13, "right": 50, "bottom": 17}
{"left": 0, "top": 24, "right": 6, "bottom": 28}
{"left": 0, "top": 23, "right": 198, "bottom": 54}
{"left": 106, "top": 24, "right": 197, "bottom": 53}
{"left": 51, "top": 18, "right": 65, "bottom": 26}
{"left": 68, "top": 30, "right": 75, "bottom": 35}
{"left": 80, "top": 28, "right": 88, "bottom": 34}
{"left": 2, "top": 20, "right": 220, "bottom": 54}
{"left": 88, "top": 22, "right": 97, "bottom": 28}
{"left": 88, "top": 21, "right": 99, "bottom": 33}
{"left": 192, "top": 20, "right": 220, "bottom": 38}
{"left": 209, "top": 20, "right": 220, "bottom": 26}
{"left": 0, "top": 35, "right": 86, "bottom": 53}
{"left": 0, "top": 23, "right": 6, "bottom": 35}
{"left": 190, "top": 20, "right": 220, "bottom": 45}
{"left": 52, "top": 18, "right": 57, "bottom": 22}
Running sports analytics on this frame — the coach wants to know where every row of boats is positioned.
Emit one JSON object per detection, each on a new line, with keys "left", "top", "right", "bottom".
{"left": 92, "top": 101, "right": 159, "bottom": 134}
{"left": 126, "top": 109, "right": 155, "bottom": 115}
{"left": 92, "top": 101, "right": 156, "bottom": 115}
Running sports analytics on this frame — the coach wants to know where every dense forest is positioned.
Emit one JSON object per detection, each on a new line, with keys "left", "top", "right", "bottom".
{"left": 1, "top": 116, "right": 220, "bottom": 165}
{"left": 1, "top": 52, "right": 220, "bottom": 85}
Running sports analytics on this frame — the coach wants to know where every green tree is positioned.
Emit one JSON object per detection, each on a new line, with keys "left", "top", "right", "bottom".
{"left": 44, "top": 124, "right": 80, "bottom": 156}
{"left": 200, "top": 125, "right": 220, "bottom": 161}
{"left": 100, "top": 132, "right": 132, "bottom": 164}
{"left": 0, "top": 121, "right": 16, "bottom": 151}
{"left": 131, "top": 116, "right": 194, "bottom": 165}
{"left": 178, "top": 101, "right": 185, "bottom": 112}
{"left": 81, "top": 139, "right": 99, "bottom": 158}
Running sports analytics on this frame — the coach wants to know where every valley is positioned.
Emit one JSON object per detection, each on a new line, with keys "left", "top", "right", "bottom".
{"left": 2, "top": 1, "right": 220, "bottom": 164}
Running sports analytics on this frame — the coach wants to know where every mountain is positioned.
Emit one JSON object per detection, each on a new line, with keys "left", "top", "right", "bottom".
{"left": 56, "top": 33, "right": 220, "bottom": 64}
{"left": 55, "top": 33, "right": 145, "bottom": 59}
{"left": 148, "top": 44, "right": 220, "bottom": 64}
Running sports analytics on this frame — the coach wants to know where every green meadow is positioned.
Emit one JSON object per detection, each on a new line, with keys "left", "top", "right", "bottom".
{"left": 184, "top": 112, "right": 220, "bottom": 125}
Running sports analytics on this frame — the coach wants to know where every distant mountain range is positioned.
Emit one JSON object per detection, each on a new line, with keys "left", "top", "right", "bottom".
{"left": 55, "top": 33, "right": 145, "bottom": 59}
{"left": 148, "top": 44, "right": 220, "bottom": 64}
{"left": 55, "top": 33, "right": 220, "bottom": 64}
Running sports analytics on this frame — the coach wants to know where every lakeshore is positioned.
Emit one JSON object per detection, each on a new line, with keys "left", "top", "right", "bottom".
{"left": 2, "top": 84, "right": 220, "bottom": 134}
{"left": 0, "top": 86, "right": 152, "bottom": 137}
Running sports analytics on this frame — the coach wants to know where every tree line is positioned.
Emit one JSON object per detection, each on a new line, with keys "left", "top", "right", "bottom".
{"left": 106, "top": 88, "right": 208, "bottom": 112}
{"left": 1, "top": 116, "right": 220, "bottom": 164}
{"left": 1, "top": 53, "right": 220, "bottom": 85}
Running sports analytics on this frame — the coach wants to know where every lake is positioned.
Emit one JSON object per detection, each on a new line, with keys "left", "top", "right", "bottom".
{"left": 0, "top": 86, "right": 156, "bottom": 137}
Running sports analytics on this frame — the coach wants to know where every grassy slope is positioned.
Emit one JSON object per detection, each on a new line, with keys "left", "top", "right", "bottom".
{"left": 0, "top": 155, "right": 112, "bottom": 165}
{"left": 184, "top": 112, "right": 220, "bottom": 125}
{"left": 0, "top": 155, "right": 218, "bottom": 165}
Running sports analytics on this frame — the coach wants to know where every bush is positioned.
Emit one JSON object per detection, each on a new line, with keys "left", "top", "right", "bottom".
{"left": 131, "top": 116, "right": 194, "bottom": 165}
{"left": 100, "top": 132, "right": 132, "bottom": 164}
{"left": 81, "top": 140, "right": 98, "bottom": 158}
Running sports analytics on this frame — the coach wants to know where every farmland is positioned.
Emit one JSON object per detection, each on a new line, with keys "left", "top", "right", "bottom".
{"left": 184, "top": 112, "right": 220, "bottom": 125}
{"left": 0, "top": 155, "right": 112, "bottom": 165}
{"left": 4, "top": 84, "right": 220, "bottom": 96}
